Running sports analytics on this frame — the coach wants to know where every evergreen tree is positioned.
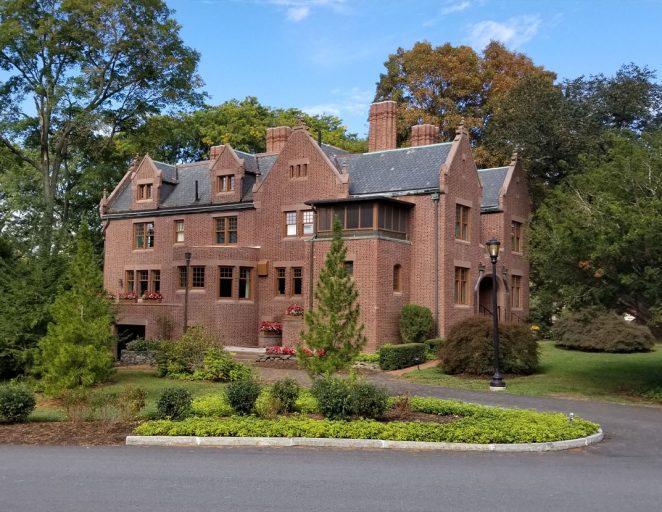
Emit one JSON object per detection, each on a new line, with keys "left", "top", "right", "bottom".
{"left": 298, "top": 218, "right": 366, "bottom": 376}
{"left": 35, "top": 225, "right": 115, "bottom": 393}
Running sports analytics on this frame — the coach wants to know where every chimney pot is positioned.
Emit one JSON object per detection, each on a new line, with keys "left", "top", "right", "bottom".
{"left": 411, "top": 124, "right": 439, "bottom": 147}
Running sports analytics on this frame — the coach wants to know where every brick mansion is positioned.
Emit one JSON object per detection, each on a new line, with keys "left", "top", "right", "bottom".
{"left": 100, "top": 100, "right": 530, "bottom": 352}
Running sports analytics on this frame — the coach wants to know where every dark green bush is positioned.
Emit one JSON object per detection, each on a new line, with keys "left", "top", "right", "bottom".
{"left": 156, "top": 387, "right": 192, "bottom": 420}
{"left": 155, "top": 326, "right": 219, "bottom": 377}
{"left": 0, "top": 384, "right": 36, "bottom": 423}
{"left": 271, "top": 378, "right": 301, "bottom": 413}
{"left": 440, "top": 316, "right": 539, "bottom": 375}
{"left": 348, "top": 381, "right": 389, "bottom": 419}
{"left": 553, "top": 309, "right": 654, "bottom": 353}
{"left": 399, "top": 304, "right": 434, "bottom": 343}
{"left": 226, "top": 379, "right": 261, "bottom": 415}
{"left": 379, "top": 343, "right": 428, "bottom": 370}
{"left": 425, "top": 339, "right": 444, "bottom": 353}
{"left": 311, "top": 377, "right": 354, "bottom": 420}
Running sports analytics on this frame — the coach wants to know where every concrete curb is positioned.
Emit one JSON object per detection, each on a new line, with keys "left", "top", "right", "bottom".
{"left": 126, "top": 428, "right": 603, "bottom": 452}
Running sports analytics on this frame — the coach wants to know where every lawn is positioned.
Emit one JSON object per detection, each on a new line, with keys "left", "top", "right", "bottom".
{"left": 403, "top": 342, "right": 662, "bottom": 404}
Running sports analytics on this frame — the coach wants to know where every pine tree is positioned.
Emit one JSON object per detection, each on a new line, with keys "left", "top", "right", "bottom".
{"left": 36, "top": 225, "right": 115, "bottom": 393}
{"left": 298, "top": 217, "right": 366, "bottom": 376}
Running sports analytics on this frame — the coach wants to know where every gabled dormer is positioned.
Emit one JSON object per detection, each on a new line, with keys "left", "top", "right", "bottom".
{"left": 208, "top": 144, "right": 246, "bottom": 204}
{"left": 130, "top": 155, "right": 169, "bottom": 211}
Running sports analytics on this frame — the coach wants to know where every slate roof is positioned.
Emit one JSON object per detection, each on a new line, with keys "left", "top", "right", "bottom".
{"left": 337, "top": 143, "right": 453, "bottom": 195}
{"left": 477, "top": 166, "right": 509, "bottom": 211}
{"left": 153, "top": 160, "right": 178, "bottom": 183}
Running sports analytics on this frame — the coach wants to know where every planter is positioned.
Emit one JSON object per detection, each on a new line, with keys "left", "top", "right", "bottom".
{"left": 282, "top": 316, "right": 304, "bottom": 348}
{"left": 258, "top": 334, "right": 282, "bottom": 348}
{"left": 142, "top": 298, "right": 163, "bottom": 304}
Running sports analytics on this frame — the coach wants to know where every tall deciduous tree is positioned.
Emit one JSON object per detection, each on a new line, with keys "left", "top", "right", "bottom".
{"left": 0, "top": 0, "right": 203, "bottom": 255}
{"left": 298, "top": 218, "right": 366, "bottom": 376}
{"left": 35, "top": 224, "right": 115, "bottom": 393}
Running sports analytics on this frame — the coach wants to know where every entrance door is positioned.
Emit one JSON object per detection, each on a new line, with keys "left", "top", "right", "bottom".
{"left": 478, "top": 276, "right": 501, "bottom": 321}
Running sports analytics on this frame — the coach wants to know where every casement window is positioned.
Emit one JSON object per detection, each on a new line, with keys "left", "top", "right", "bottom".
{"left": 174, "top": 220, "right": 185, "bottom": 243}
{"left": 215, "top": 216, "right": 238, "bottom": 245}
{"left": 511, "top": 221, "right": 523, "bottom": 253}
{"left": 292, "top": 267, "right": 303, "bottom": 296}
{"left": 393, "top": 264, "right": 401, "bottom": 292}
{"left": 239, "top": 267, "right": 252, "bottom": 300}
{"left": 177, "top": 266, "right": 187, "bottom": 289}
{"left": 289, "top": 163, "right": 308, "bottom": 178}
{"left": 285, "top": 211, "right": 297, "bottom": 237}
{"left": 511, "top": 275, "right": 522, "bottom": 309}
{"left": 138, "top": 270, "right": 149, "bottom": 295}
{"left": 455, "top": 204, "right": 470, "bottom": 241}
{"left": 344, "top": 261, "right": 354, "bottom": 276}
{"left": 275, "top": 267, "right": 286, "bottom": 295}
{"left": 126, "top": 270, "right": 135, "bottom": 292}
{"left": 151, "top": 270, "right": 161, "bottom": 293}
{"left": 219, "top": 266, "right": 233, "bottom": 298}
{"left": 216, "top": 175, "right": 235, "bottom": 193}
{"left": 191, "top": 266, "right": 205, "bottom": 288}
{"left": 454, "top": 267, "right": 469, "bottom": 305}
{"left": 134, "top": 222, "right": 155, "bottom": 249}
{"left": 302, "top": 210, "right": 314, "bottom": 235}
{"left": 138, "top": 183, "right": 152, "bottom": 200}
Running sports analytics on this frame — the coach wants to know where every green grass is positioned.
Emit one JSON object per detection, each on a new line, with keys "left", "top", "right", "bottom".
{"left": 404, "top": 342, "right": 662, "bottom": 404}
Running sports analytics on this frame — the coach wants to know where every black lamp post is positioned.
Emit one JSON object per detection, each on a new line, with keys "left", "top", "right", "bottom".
{"left": 486, "top": 239, "right": 505, "bottom": 390}
{"left": 183, "top": 251, "right": 192, "bottom": 333}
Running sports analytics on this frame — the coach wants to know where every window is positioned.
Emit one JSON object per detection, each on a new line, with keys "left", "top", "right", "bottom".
{"left": 285, "top": 211, "right": 297, "bottom": 237}
{"left": 239, "top": 267, "right": 252, "bottom": 300}
{"left": 215, "top": 217, "right": 237, "bottom": 245}
{"left": 302, "top": 210, "right": 314, "bottom": 235}
{"left": 393, "top": 264, "right": 401, "bottom": 292}
{"left": 455, "top": 204, "right": 470, "bottom": 241}
{"left": 216, "top": 175, "right": 235, "bottom": 193}
{"left": 511, "top": 275, "right": 522, "bottom": 309}
{"left": 219, "top": 266, "right": 233, "bottom": 298}
{"left": 275, "top": 267, "right": 286, "bottom": 295}
{"left": 191, "top": 266, "right": 205, "bottom": 288}
{"left": 289, "top": 163, "right": 308, "bottom": 178}
{"left": 378, "top": 204, "right": 407, "bottom": 234}
{"left": 317, "top": 204, "right": 377, "bottom": 233}
{"left": 138, "top": 183, "right": 152, "bottom": 200}
{"left": 126, "top": 270, "right": 135, "bottom": 292}
{"left": 151, "top": 270, "right": 160, "bottom": 293}
{"left": 454, "top": 267, "right": 469, "bottom": 305}
{"left": 292, "top": 267, "right": 303, "bottom": 295}
{"left": 177, "top": 266, "right": 187, "bottom": 289}
{"left": 511, "top": 221, "right": 522, "bottom": 252}
{"left": 174, "top": 220, "right": 184, "bottom": 243}
{"left": 137, "top": 270, "right": 149, "bottom": 295}
{"left": 134, "top": 222, "right": 155, "bottom": 249}
{"left": 344, "top": 261, "right": 354, "bottom": 276}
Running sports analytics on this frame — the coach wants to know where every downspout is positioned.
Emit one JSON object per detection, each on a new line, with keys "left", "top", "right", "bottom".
{"left": 431, "top": 192, "right": 440, "bottom": 336}
{"left": 308, "top": 207, "right": 317, "bottom": 310}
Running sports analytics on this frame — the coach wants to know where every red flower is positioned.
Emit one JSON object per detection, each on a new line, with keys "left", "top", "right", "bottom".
{"left": 259, "top": 321, "right": 283, "bottom": 334}
{"left": 286, "top": 304, "right": 304, "bottom": 316}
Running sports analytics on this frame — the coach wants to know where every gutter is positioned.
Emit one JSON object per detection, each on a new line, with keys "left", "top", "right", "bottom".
{"left": 101, "top": 202, "right": 255, "bottom": 220}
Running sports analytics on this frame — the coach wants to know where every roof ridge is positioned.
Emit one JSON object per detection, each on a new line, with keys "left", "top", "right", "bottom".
{"left": 478, "top": 166, "right": 509, "bottom": 172}
{"left": 360, "top": 142, "right": 453, "bottom": 156}
{"left": 177, "top": 160, "right": 211, "bottom": 169}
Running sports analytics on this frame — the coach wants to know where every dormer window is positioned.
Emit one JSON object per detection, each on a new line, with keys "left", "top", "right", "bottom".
{"left": 216, "top": 174, "right": 235, "bottom": 193}
{"left": 138, "top": 183, "right": 152, "bottom": 200}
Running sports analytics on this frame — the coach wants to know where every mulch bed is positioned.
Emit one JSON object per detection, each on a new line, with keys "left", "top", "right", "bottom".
{"left": 0, "top": 421, "right": 139, "bottom": 446}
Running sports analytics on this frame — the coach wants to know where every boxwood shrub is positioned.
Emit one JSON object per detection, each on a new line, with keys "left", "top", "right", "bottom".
{"left": 399, "top": 304, "right": 434, "bottom": 343}
{"left": 379, "top": 343, "right": 427, "bottom": 371}
{"left": 440, "top": 317, "right": 539, "bottom": 375}
{"left": 156, "top": 387, "right": 192, "bottom": 420}
{"left": 553, "top": 309, "right": 654, "bottom": 353}
{"left": 0, "top": 384, "right": 36, "bottom": 423}
{"left": 226, "top": 379, "right": 261, "bottom": 415}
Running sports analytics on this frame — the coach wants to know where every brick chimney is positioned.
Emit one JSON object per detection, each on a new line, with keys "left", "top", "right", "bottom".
{"left": 411, "top": 124, "right": 439, "bottom": 147}
{"left": 210, "top": 145, "right": 223, "bottom": 160}
{"left": 368, "top": 101, "right": 397, "bottom": 152}
{"left": 266, "top": 126, "right": 292, "bottom": 154}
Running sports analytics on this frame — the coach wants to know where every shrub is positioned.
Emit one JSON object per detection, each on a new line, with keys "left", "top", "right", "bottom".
{"left": 116, "top": 386, "right": 147, "bottom": 420}
{"left": 155, "top": 326, "right": 219, "bottom": 377}
{"left": 379, "top": 343, "right": 427, "bottom": 371}
{"left": 192, "top": 394, "right": 234, "bottom": 417}
{"left": 425, "top": 339, "right": 444, "bottom": 353}
{"left": 553, "top": 309, "right": 655, "bottom": 353}
{"left": 59, "top": 388, "right": 93, "bottom": 422}
{"left": 294, "top": 391, "right": 318, "bottom": 414}
{"left": 156, "top": 387, "right": 192, "bottom": 420}
{"left": 271, "top": 378, "right": 301, "bottom": 413}
{"left": 125, "top": 339, "right": 161, "bottom": 352}
{"left": 311, "top": 377, "right": 354, "bottom": 420}
{"left": 0, "top": 384, "right": 36, "bottom": 423}
{"left": 226, "top": 379, "right": 261, "bottom": 415}
{"left": 440, "top": 317, "right": 539, "bottom": 375}
{"left": 399, "top": 304, "right": 434, "bottom": 344}
{"left": 348, "top": 380, "right": 389, "bottom": 419}
{"left": 199, "top": 347, "right": 252, "bottom": 382}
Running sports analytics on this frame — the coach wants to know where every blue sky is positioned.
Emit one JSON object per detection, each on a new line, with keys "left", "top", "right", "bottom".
{"left": 166, "top": 0, "right": 661, "bottom": 137}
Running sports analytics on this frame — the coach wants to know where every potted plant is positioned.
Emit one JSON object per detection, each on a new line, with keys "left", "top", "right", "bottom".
{"left": 286, "top": 304, "right": 304, "bottom": 317}
{"left": 142, "top": 291, "right": 163, "bottom": 302}
{"left": 258, "top": 321, "right": 283, "bottom": 347}
{"left": 118, "top": 291, "right": 138, "bottom": 302}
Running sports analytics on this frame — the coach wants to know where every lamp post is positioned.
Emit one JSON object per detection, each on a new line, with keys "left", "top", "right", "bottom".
{"left": 486, "top": 239, "right": 505, "bottom": 390}
{"left": 183, "top": 251, "right": 192, "bottom": 333}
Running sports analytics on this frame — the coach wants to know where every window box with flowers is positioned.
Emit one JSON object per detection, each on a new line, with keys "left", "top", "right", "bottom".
{"left": 258, "top": 321, "right": 283, "bottom": 347}
{"left": 118, "top": 292, "right": 138, "bottom": 303}
{"left": 286, "top": 304, "right": 304, "bottom": 317}
{"left": 142, "top": 291, "right": 163, "bottom": 303}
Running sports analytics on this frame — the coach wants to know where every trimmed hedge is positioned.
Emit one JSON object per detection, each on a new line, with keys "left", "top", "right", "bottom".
{"left": 134, "top": 396, "right": 599, "bottom": 444}
{"left": 553, "top": 309, "right": 654, "bottom": 353}
{"left": 425, "top": 339, "right": 444, "bottom": 353}
{"left": 379, "top": 343, "right": 427, "bottom": 370}
{"left": 440, "top": 317, "right": 539, "bottom": 375}
{"left": 399, "top": 304, "right": 434, "bottom": 343}
{"left": 226, "top": 379, "right": 261, "bottom": 415}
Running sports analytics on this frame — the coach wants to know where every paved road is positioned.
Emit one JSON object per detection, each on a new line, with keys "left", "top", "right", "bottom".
{"left": 2, "top": 374, "right": 662, "bottom": 511}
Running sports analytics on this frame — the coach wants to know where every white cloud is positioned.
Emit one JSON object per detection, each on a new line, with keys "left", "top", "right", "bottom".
{"left": 441, "top": 1, "right": 471, "bottom": 15}
{"left": 286, "top": 5, "right": 310, "bottom": 21}
{"left": 302, "top": 87, "right": 373, "bottom": 122}
{"left": 467, "top": 15, "right": 542, "bottom": 49}
{"left": 265, "top": 0, "right": 347, "bottom": 22}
